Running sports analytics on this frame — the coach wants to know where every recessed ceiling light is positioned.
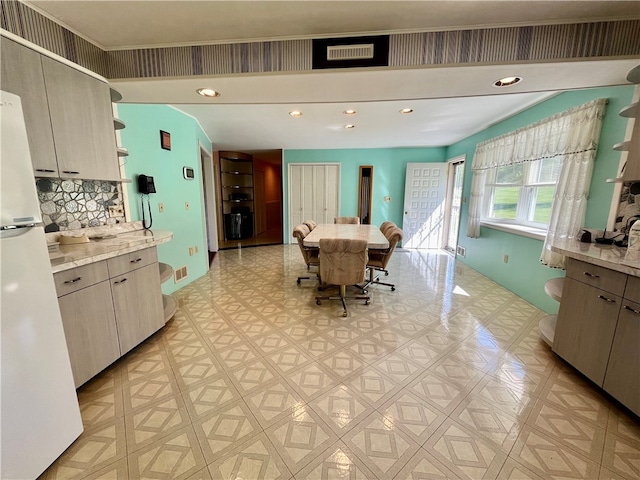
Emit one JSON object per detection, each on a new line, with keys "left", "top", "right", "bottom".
{"left": 400, "top": 108, "right": 414, "bottom": 114}
{"left": 289, "top": 111, "right": 303, "bottom": 117}
{"left": 493, "top": 76, "right": 522, "bottom": 87}
{"left": 344, "top": 124, "right": 355, "bottom": 129}
{"left": 196, "top": 88, "right": 220, "bottom": 97}
{"left": 343, "top": 109, "right": 357, "bottom": 115}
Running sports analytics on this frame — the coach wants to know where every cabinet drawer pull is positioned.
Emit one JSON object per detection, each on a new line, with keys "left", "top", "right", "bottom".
{"left": 583, "top": 271, "right": 600, "bottom": 279}
{"left": 130, "top": 258, "right": 142, "bottom": 263}
{"left": 64, "top": 276, "right": 82, "bottom": 284}
{"left": 597, "top": 295, "right": 616, "bottom": 303}
{"left": 114, "top": 278, "right": 128, "bottom": 284}
{"left": 35, "top": 169, "right": 55, "bottom": 173}
{"left": 62, "top": 170, "right": 80, "bottom": 174}
{"left": 623, "top": 305, "right": 640, "bottom": 315}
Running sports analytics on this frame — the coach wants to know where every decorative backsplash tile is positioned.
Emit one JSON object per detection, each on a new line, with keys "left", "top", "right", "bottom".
{"left": 36, "top": 178, "right": 125, "bottom": 232}
{"left": 615, "top": 181, "right": 640, "bottom": 234}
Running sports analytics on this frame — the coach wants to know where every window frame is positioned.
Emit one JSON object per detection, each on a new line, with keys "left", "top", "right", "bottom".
{"left": 482, "top": 159, "right": 559, "bottom": 230}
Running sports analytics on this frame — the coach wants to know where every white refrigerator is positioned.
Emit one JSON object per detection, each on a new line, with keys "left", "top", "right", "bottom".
{"left": 0, "top": 91, "right": 83, "bottom": 478}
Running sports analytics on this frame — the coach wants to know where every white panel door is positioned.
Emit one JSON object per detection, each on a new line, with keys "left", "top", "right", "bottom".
{"left": 289, "top": 164, "right": 340, "bottom": 242}
{"left": 402, "top": 163, "right": 448, "bottom": 249}
{"left": 324, "top": 164, "right": 340, "bottom": 223}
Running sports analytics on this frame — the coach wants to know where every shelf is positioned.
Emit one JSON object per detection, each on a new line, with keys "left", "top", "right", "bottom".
{"left": 544, "top": 277, "right": 564, "bottom": 302}
{"left": 627, "top": 64, "right": 640, "bottom": 84}
{"left": 110, "top": 87, "right": 122, "bottom": 103}
{"left": 539, "top": 314, "right": 557, "bottom": 347}
{"left": 163, "top": 294, "right": 177, "bottom": 322}
{"left": 113, "top": 117, "right": 126, "bottom": 130}
{"left": 159, "top": 262, "right": 173, "bottom": 284}
{"left": 116, "top": 147, "right": 129, "bottom": 157}
{"left": 613, "top": 141, "right": 631, "bottom": 151}
{"left": 620, "top": 102, "right": 640, "bottom": 119}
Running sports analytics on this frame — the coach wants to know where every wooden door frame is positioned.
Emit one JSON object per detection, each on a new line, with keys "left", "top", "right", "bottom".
{"left": 442, "top": 155, "right": 466, "bottom": 252}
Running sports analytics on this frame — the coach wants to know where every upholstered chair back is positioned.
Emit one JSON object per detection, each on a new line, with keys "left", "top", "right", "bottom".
{"left": 334, "top": 216, "right": 360, "bottom": 224}
{"left": 319, "top": 238, "right": 368, "bottom": 286}
{"left": 292, "top": 224, "right": 315, "bottom": 266}
{"left": 303, "top": 220, "right": 317, "bottom": 230}
{"left": 380, "top": 221, "right": 396, "bottom": 235}
{"left": 367, "top": 227, "right": 403, "bottom": 270}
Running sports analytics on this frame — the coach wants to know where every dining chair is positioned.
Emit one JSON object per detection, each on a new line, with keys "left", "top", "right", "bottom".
{"left": 315, "top": 238, "right": 370, "bottom": 317}
{"left": 334, "top": 216, "right": 360, "bottom": 224}
{"left": 380, "top": 221, "right": 396, "bottom": 235}
{"left": 362, "top": 226, "right": 403, "bottom": 292}
{"left": 303, "top": 220, "right": 317, "bottom": 230}
{"left": 292, "top": 224, "right": 319, "bottom": 284}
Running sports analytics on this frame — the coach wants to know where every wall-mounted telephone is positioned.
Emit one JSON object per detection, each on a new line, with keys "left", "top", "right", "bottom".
{"left": 137, "top": 174, "right": 156, "bottom": 194}
{"left": 137, "top": 174, "right": 155, "bottom": 229}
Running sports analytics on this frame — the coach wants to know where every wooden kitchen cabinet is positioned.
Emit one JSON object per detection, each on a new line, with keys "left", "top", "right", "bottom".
{"left": 41, "top": 56, "right": 120, "bottom": 181}
{"left": 0, "top": 37, "right": 120, "bottom": 181}
{"left": 110, "top": 263, "right": 164, "bottom": 355}
{"left": 57, "top": 281, "right": 120, "bottom": 388}
{"left": 554, "top": 277, "right": 622, "bottom": 385}
{"left": 0, "top": 38, "right": 58, "bottom": 177}
{"left": 603, "top": 298, "right": 640, "bottom": 416}
{"left": 54, "top": 247, "right": 166, "bottom": 387}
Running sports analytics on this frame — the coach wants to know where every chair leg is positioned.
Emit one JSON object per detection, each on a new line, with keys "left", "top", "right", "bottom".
{"left": 361, "top": 267, "right": 396, "bottom": 292}
{"left": 315, "top": 284, "right": 370, "bottom": 317}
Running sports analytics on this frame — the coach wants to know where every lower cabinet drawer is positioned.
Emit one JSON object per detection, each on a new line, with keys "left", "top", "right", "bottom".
{"left": 107, "top": 246, "right": 157, "bottom": 277}
{"left": 565, "top": 258, "right": 627, "bottom": 297}
{"left": 54, "top": 260, "right": 109, "bottom": 296}
{"left": 58, "top": 280, "right": 120, "bottom": 388}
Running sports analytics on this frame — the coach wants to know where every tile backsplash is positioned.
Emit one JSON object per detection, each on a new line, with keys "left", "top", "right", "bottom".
{"left": 36, "top": 178, "right": 125, "bottom": 232}
{"left": 614, "top": 181, "right": 640, "bottom": 234}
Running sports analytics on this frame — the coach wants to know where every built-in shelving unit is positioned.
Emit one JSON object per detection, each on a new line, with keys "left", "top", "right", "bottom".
{"left": 539, "top": 277, "right": 564, "bottom": 347}
{"left": 607, "top": 65, "right": 640, "bottom": 183}
{"left": 159, "top": 262, "right": 177, "bottom": 321}
{"left": 219, "top": 151, "right": 255, "bottom": 241}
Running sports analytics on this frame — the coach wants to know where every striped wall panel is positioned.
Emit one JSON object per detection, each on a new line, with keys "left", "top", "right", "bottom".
{"left": 1, "top": 0, "right": 108, "bottom": 75}
{"left": 388, "top": 20, "right": 640, "bottom": 66}
{"left": 2, "top": 0, "right": 639, "bottom": 81}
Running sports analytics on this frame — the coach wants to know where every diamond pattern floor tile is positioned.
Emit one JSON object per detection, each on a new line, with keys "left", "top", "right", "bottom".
{"left": 41, "top": 246, "right": 640, "bottom": 480}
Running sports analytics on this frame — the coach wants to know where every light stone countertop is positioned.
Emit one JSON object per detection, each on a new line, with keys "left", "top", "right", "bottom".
{"left": 48, "top": 222, "right": 173, "bottom": 273}
{"left": 550, "top": 239, "right": 640, "bottom": 277}
{"left": 303, "top": 224, "right": 389, "bottom": 249}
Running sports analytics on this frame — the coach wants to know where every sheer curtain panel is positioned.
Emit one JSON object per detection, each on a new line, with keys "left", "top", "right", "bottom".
{"left": 466, "top": 99, "right": 607, "bottom": 268}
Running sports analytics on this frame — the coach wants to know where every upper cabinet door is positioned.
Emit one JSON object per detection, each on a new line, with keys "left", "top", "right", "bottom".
{"left": 0, "top": 38, "right": 58, "bottom": 177}
{"left": 41, "top": 56, "right": 120, "bottom": 181}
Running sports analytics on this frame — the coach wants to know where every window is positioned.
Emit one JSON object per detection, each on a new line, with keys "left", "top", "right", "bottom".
{"left": 483, "top": 157, "right": 563, "bottom": 229}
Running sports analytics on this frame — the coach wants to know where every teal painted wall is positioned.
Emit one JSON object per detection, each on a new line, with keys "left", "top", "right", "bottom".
{"left": 118, "top": 104, "right": 212, "bottom": 294}
{"left": 283, "top": 147, "right": 447, "bottom": 236}
{"left": 446, "top": 86, "right": 634, "bottom": 313}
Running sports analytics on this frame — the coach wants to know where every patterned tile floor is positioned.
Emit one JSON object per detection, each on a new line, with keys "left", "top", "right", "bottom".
{"left": 41, "top": 246, "right": 640, "bottom": 479}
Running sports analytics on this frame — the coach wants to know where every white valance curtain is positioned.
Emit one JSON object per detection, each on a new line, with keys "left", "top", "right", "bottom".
{"left": 466, "top": 98, "right": 607, "bottom": 268}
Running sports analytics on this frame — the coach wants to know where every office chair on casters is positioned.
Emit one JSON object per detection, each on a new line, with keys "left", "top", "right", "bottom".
{"left": 362, "top": 226, "right": 403, "bottom": 293}
{"left": 334, "top": 216, "right": 360, "bottom": 224}
{"left": 315, "top": 238, "right": 370, "bottom": 317}
{"left": 292, "top": 224, "right": 319, "bottom": 284}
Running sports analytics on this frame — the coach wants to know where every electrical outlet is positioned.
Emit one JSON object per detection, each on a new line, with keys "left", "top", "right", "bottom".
{"left": 383, "top": 196, "right": 391, "bottom": 202}
{"left": 158, "top": 203, "right": 164, "bottom": 213}
{"left": 108, "top": 205, "right": 124, "bottom": 216}
{"left": 189, "top": 247, "right": 194, "bottom": 256}
{"left": 503, "top": 254, "right": 509, "bottom": 263}
{"left": 185, "top": 201, "right": 190, "bottom": 210}
{"left": 456, "top": 245, "right": 466, "bottom": 258}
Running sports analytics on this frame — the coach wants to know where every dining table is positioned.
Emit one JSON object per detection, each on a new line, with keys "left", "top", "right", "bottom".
{"left": 303, "top": 223, "right": 389, "bottom": 249}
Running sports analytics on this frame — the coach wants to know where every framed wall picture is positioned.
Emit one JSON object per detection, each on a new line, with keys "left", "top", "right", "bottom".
{"left": 160, "top": 130, "right": 171, "bottom": 150}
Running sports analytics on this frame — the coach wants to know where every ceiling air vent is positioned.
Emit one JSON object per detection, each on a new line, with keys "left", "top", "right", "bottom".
{"left": 327, "top": 44, "right": 375, "bottom": 61}
{"left": 313, "top": 35, "right": 389, "bottom": 70}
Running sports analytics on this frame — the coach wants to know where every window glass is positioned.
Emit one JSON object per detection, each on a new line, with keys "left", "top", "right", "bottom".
{"left": 490, "top": 187, "right": 519, "bottom": 219}
{"left": 531, "top": 186, "right": 556, "bottom": 224}
{"left": 495, "top": 163, "right": 523, "bottom": 184}
{"left": 533, "top": 157, "right": 563, "bottom": 183}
